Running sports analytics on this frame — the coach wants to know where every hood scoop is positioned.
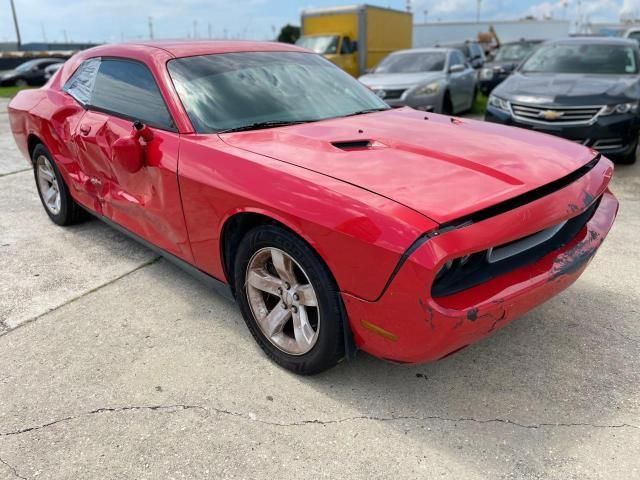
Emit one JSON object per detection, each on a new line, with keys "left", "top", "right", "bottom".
{"left": 331, "top": 139, "right": 387, "bottom": 151}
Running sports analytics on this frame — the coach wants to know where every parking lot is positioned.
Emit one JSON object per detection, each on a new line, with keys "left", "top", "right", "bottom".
{"left": 1, "top": 95, "right": 639, "bottom": 479}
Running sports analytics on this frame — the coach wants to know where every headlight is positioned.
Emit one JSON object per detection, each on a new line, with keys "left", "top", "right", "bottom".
{"left": 600, "top": 102, "right": 639, "bottom": 115}
{"left": 488, "top": 95, "right": 511, "bottom": 112}
{"left": 479, "top": 68, "right": 494, "bottom": 80}
{"left": 414, "top": 81, "right": 440, "bottom": 96}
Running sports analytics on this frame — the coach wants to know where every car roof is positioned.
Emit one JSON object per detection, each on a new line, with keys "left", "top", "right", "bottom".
{"left": 390, "top": 47, "right": 451, "bottom": 55}
{"left": 80, "top": 40, "right": 308, "bottom": 59}
{"left": 546, "top": 36, "right": 638, "bottom": 47}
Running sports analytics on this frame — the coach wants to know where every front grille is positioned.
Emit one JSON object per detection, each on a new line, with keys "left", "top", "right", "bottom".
{"left": 592, "top": 138, "right": 624, "bottom": 151}
{"left": 511, "top": 103, "right": 602, "bottom": 124}
{"left": 431, "top": 197, "right": 601, "bottom": 298}
{"left": 375, "top": 88, "right": 406, "bottom": 100}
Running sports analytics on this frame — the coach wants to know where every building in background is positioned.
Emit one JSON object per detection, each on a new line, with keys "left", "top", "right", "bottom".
{"left": 413, "top": 20, "right": 570, "bottom": 47}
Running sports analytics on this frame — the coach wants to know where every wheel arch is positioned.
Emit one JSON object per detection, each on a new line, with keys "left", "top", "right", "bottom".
{"left": 219, "top": 208, "right": 357, "bottom": 359}
{"left": 219, "top": 209, "right": 336, "bottom": 291}
{"left": 27, "top": 133, "right": 45, "bottom": 164}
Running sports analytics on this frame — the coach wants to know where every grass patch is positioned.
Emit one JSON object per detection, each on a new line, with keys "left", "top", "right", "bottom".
{"left": 471, "top": 92, "right": 488, "bottom": 116}
{"left": 0, "top": 86, "right": 32, "bottom": 98}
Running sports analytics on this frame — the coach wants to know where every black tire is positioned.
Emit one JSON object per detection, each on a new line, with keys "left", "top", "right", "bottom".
{"left": 32, "top": 144, "right": 86, "bottom": 226}
{"left": 234, "top": 225, "right": 345, "bottom": 375}
{"left": 441, "top": 92, "right": 453, "bottom": 115}
{"left": 615, "top": 141, "right": 638, "bottom": 165}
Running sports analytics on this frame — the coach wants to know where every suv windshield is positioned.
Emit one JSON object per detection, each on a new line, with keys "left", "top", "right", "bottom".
{"left": 168, "top": 51, "right": 388, "bottom": 133}
{"left": 374, "top": 52, "right": 446, "bottom": 74}
{"left": 295, "top": 35, "right": 340, "bottom": 55}
{"left": 495, "top": 42, "right": 538, "bottom": 61}
{"left": 521, "top": 43, "right": 638, "bottom": 74}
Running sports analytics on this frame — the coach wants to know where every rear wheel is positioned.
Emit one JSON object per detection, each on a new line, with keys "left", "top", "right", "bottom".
{"left": 33, "top": 144, "right": 86, "bottom": 225}
{"left": 15, "top": 78, "right": 28, "bottom": 87}
{"left": 234, "top": 225, "right": 345, "bottom": 375}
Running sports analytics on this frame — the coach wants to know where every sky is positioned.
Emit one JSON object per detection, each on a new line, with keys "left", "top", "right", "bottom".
{"left": 2, "top": 0, "right": 640, "bottom": 44}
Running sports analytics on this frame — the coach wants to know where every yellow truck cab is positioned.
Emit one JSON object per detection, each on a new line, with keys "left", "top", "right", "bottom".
{"left": 296, "top": 5, "right": 412, "bottom": 77}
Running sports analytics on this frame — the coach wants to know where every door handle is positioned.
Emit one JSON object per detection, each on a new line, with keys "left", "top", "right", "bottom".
{"left": 79, "top": 124, "right": 91, "bottom": 136}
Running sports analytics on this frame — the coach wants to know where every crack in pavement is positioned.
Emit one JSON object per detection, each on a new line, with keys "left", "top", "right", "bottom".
{"left": 0, "top": 256, "right": 161, "bottom": 337}
{"left": 0, "top": 168, "right": 30, "bottom": 179}
{"left": 0, "top": 403, "right": 637, "bottom": 438}
{"left": 0, "top": 454, "right": 26, "bottom": 480}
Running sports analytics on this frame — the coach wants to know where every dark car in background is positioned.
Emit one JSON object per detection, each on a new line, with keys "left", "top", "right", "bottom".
{"left": 479, "top": 40, "right": 542, "bottom": 94}
{"left": 0, "top": 58, "right": 65, "bottom": 87}
{"left": 486, "top": 38, "right": 640, "bottom": 164}
{"left": 436, "top": 40, "right": 486, "bottom": 69}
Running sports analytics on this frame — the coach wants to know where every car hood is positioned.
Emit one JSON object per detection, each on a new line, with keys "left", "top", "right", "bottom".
{"left": 358, "top": 71, "right": 443, "bottom": 89}
{"left": 220, "top": 108, "right": 597, "bottom": 224}
{"left": 494, "top": 72, "right": 640, "bottom": 105}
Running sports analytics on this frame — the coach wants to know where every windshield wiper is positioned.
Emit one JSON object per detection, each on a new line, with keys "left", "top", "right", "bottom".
{"left": 217, "top": 120, "right": 314, "bottom": 134}
{"left": 343, "top": 107, "right": 390, "bottom": 117}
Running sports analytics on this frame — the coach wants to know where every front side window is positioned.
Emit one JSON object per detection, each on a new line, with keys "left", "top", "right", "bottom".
{"left": 374, "top": 52, "right": 446, "bottom": 73}
{"left": 91, "top": 59, "right": 174, "bottom": 130}
{"left": 521, "top": 43, "right": 638, "bottom": 74}
{"left": 451, "top": 51, "right": 465, "bottom": 67}
{"left": 168, "top": 51, "right": 388, "bottom": 133}
{"left": 63, "top": 58, "right": 100, "bottom": 105}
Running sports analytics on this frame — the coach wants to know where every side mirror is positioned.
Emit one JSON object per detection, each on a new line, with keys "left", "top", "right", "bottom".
{"left": 449, "top": 64, "right": 465, "bottom": 73}
{"left": 111, "top": 121, "right": 154, "bottom": 173}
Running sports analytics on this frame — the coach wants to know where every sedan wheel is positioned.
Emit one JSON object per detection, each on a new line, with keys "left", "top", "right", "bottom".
{"left": 234, "top": 225, "right": 346, "bottom": 374}
{"left": 15, "top": 78, "right": 28, "bottom": 87}
{"left": 246, "top": 247, "right": 320, "bottom": 355}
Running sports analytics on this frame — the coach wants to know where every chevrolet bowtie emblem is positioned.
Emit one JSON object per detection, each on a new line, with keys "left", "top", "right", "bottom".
{"left": 539, "top": 109, "right": 563, "bottom": 120}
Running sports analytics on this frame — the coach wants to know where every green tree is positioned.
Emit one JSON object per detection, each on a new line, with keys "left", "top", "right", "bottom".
{"left": 277, "top": 24, "right": 301, "bottom": 44}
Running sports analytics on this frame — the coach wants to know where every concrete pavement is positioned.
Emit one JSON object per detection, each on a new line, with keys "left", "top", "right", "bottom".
{"left": 1, "top": 98, "right": 638, "bottom": 479}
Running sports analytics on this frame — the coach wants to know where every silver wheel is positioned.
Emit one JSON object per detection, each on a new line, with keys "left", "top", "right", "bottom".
{"left": 36, "top": 155, "right": 61, "bottom": 215}
{"left": 15, "top": 78, "right": 28, "bottom": 87}
{"left": 245, "top": 247, "right": 320, "bottom": 355}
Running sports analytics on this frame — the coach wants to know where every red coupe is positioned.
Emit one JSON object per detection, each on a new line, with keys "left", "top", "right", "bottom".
{"left": 8, "top": 41, "right": 618, "bottom": 374}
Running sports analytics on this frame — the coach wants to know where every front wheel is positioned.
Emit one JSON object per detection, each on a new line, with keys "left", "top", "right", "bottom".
{"left": 234, "top": 225, "right": 345, "bottom": 375}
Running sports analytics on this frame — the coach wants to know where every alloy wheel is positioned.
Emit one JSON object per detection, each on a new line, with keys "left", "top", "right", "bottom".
{"left": 245, "top": 247, "right": 320, "bottom": 355}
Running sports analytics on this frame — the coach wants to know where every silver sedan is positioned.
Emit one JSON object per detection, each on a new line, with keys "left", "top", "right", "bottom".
{"left": 358, "top": 48, "right": 477, "bottom": 114}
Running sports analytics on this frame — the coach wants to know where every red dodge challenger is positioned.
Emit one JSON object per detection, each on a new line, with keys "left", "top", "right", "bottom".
{"left": 8, "top": 41, "right": 618, "bottom": 374}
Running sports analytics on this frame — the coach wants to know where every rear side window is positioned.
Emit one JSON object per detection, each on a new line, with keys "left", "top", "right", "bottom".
{"left": 91, "top": 59, "right": 175, "bottom": 131}
{"left": 450, "top": 50, "right": 465, "bottom": 66}
{"left": 63, "top": 58, "right": 100, "bottom": 105}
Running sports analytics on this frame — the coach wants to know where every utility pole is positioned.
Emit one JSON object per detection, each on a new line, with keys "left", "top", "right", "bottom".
{"left": 193, "top": 20, "right": 198, "bottom": 39}
{"left": 476, "top": 0, "right": 482, "bottom": 22}
{"left": 10, "top": 0, "right": 22, "bottom": 49}
{"left": 62, "top": 29, "right": 68, "bottom": 43}
{"left": 208, "top": 22, "right": 212, "bottom": 39}
{"left": 148, "top": 16, "right": 154, "bottom": 40}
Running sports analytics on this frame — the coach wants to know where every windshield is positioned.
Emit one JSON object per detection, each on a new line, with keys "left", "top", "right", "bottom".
{"left": 495, "top": 43, "right": 538, "bottom": 61}
{"left": 168, "top": 51, "right": 389, "bottom": 133}
{"left": 374, "top": 52, "right": 446, "bottom": 74}
{"left": 521, "top": 43, "right": 638, "bottom": 74}
{"left": 295, "top": 35, "right": 340, "bottom": 54}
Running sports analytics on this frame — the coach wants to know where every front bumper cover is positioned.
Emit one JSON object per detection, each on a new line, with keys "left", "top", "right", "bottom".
{"left": 342, "top": 157, "right": 617, "bottom": 363}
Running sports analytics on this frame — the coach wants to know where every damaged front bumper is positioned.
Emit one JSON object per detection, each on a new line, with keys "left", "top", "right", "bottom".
{"left": 342, "top": 157, "right": 618, "bottom": 364}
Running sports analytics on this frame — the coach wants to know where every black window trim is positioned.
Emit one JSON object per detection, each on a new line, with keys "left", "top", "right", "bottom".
{"left": 63, "top": 56, "right": 178, "bottom": 133}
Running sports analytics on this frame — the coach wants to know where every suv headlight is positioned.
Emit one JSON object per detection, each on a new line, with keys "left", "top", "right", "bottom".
{"left": 479, "top": 68, "right": 494, "bottom": 80}
{"left": 414, "top": 81, "right": 440, "bottom": 96}
{"left": 488, "top": 95, "right": 510, "bottom": 112}
{"left": 600, "top": 102, "right": 639, "bottom": 115}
